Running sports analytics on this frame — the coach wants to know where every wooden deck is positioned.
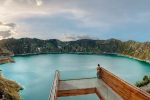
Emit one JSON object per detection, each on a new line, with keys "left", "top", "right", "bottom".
{"left": 58, "top": 78, "right": 97, "bottom": 97}
{"left": 58, "top": 77, "right": 122, "bottom": 100}
{"left": 49, "top": 67, "right": 150, "bottom": 100}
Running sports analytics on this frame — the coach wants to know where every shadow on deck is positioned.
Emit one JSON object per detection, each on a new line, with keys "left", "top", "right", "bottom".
{"left": 49, "top": 67, "right": 150, "bottom": 100}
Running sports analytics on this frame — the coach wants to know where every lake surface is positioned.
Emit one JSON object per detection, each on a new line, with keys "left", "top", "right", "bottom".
{"left": 0, "top": 54, "right": 150, "bottom": 100}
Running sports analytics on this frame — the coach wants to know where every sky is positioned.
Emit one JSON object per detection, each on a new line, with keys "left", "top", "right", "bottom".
{"left": 0, "top": 0, "right": 150, "bottom": 41}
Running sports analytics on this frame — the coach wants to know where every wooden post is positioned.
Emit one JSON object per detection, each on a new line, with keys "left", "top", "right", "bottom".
{"left": 49, "top": 70, "right": 60, "bottom": 100}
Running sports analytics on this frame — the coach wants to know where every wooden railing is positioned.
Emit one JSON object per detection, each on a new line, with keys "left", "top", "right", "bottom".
{"left": 49, "top": 70, "right": 60, "bottom": 100}
{"left": 49, "top": 67, "right": 150, "bottom": 100}
{"left": 99, "top": 67, "right": 150, "bottom": 100}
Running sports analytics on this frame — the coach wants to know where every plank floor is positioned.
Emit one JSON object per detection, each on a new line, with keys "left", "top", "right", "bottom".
{"left": 58, "top": 78, "right": 122, "bottom": 100}
{"left": 59, "top": 78, "right": 96, "bottom": 90}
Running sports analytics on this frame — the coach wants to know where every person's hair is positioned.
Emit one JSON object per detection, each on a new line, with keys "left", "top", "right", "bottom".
{"left": 98, "top": 64, "right": 100, "bottom": 66}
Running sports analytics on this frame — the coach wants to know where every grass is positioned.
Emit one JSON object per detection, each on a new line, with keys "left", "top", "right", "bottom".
{"left": 0, "top": 76, "right": 23, "bottom": 100}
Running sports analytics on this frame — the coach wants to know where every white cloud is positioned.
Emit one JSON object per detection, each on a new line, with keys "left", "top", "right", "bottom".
{"left": 0, "top": 30, "right": 11, "bottom": 38}
{"left": 0, "top": 0, "right": 150, "bottom": 41}
{"left": 58, "top": 33, "right": 98, "bottom": 41}
{"left": 36, "top": 0, "right": 43, "bottom": 6}
{"left": 0, "top": 21, "right": 16, "bottom": 39}
{"left": 1, "top": 0, "right": 150, "bottom": 24}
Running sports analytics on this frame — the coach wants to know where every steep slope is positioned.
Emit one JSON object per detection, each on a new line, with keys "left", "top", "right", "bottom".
{"left": 0, "top": 38, "right": 149, "bottom": 61}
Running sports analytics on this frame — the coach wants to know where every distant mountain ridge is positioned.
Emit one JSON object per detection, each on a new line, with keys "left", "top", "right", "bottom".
{"left": 0, "top": 38, "right": 150, "bottom": 62}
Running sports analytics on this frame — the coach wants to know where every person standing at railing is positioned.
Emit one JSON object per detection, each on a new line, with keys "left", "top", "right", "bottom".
{"left": 0, "top": 70, "right": 2, "bottom": 76}
{"left": 97, "top": 64, "right": 101, "bottom": 79}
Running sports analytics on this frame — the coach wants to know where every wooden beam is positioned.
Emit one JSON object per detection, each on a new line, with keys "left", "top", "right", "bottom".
{"left": 49, "top": 70, "right": 60, "bottom": 100}
{"left": 58, "top": 88, "right": 96, "bottom": 97}
{"left": 99, "top": 67, "right": 150, "bottom": 100}
{"left": 95, "top": 89, "right": 105, "bottom": 100}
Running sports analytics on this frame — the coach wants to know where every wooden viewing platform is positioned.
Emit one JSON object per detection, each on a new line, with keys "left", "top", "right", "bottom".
{"left": 49, "top": 67, "right": 150, "bottom": 100}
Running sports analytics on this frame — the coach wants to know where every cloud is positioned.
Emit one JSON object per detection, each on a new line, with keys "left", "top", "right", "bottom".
{"left": 0, "top": 22, "right": 3, "bottom": 25}
{"left": 5, "top": 23, "right": 16, "bottom": 29}
{"left": 0, "top": 0, "right": 150, "bottom": 41}
{"left": 0, "top": 21, "right": 16, "bottom": 29}
{"left": 1, "top": 0, "right": 150, "bottom": 26}
{"left": 0, "top": 30, "right": 12, "bottom": 38}
{"left": 60, "top": 34, "right": 98, "bottom": 41}
{"left": 36, "top": 0, "right": 43, "bottom": 6}
{"left": 0, "top": 21, "right": 16, "bottom": 38}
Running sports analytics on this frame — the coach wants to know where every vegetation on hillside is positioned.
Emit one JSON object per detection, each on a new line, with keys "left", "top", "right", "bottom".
{"left": 0, "top": 38, "right": 149, "bottom": 61}
{"left": 135, "top": 75, "right": 150, "bottom": 87}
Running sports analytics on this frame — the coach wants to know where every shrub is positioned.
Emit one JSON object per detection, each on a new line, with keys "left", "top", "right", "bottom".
{"left": 135, "top": 75, "right": 150, "bottom": 87}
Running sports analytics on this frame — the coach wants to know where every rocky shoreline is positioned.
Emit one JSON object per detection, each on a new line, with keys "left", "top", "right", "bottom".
{"left": 0, "top": 57, "right": 15, "bottom": 64}
{"left": 136, "top": 75, "right": 150, "bottom": 93}
{"left": 14, "top": 52, "right": 150, "bottom": 64}
{"left": 0, "top": 74, "right": 23, "bottom": 100}
{"left": 115, "top": 53, "right": 150, "bottom": 64}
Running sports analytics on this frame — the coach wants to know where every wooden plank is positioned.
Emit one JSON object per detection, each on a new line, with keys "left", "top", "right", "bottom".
{"left": 58, "top": 88, "right": 96, "bottom": 97}
{"left": 58, "top": 78, "right": 121, "bottom": 99}
{"left": 49, "top": 70, "right": 60, "bottom": 100}
{"left": 59, "top": 78, "right": 97, "bottom": 91}
{"left": 58, "top": 78, "right": 97, "bottom": 97}
{"left": 99, "top": 67, "right": 150, "bottom": 100}
{"left": 59, "top": 77, "right": 97, "bottom": 81}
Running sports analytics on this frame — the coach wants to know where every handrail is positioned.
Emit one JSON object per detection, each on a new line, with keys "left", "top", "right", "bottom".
{"left": 99, "top": 67, "right": 150, "bottom": 100}
{"left": 48, "top": 70, "right": 60, "bottom": 100}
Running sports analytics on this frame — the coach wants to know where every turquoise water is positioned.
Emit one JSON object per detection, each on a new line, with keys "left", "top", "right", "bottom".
{"left": 0, "top": 54, "right": 150, "bottom": 100}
